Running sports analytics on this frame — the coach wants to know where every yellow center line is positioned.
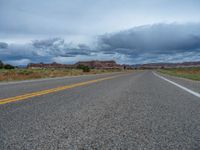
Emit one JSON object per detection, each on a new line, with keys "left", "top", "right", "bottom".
{"left": 0, "top": 75, "right": 119, "bottom": 105}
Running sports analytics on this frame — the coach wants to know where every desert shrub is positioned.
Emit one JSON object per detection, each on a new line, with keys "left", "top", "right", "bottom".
{"left": 82, "top": 66, "right": 90, "bottom": 72}
{"left": 0, "top": 60, "right": 3, "bottom": 69}
{"left": 76, "top": 64, "right": 90, "bottom": 72}
{"left": 4, "top": 64, "right": 15, "bottom": 69}
{"left": 18, "top": 69, "right": 33, "bottom": 75}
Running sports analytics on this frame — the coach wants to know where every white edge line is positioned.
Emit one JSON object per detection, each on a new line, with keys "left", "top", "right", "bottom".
{"left": 153, "top": 72, "right": 200, "bottom": 98}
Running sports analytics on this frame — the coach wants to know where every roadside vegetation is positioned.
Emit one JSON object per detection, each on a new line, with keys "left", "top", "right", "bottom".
{"left": 0, "top": 68, "right": 123, "bottom": 82}
{"left": 158, "top": 67, "right": 200, "bottom": 81}
{"left": 0, "top": 60, "right": 15, "bottom": 69}
{"left": 76, "top": 64, "right": 91, "bottom": 72}
{"left": 0, "top": 60, "right": 126, "bottom": 82}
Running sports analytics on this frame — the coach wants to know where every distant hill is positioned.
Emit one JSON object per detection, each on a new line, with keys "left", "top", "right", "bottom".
{"left": 140, "top": 61, "right": 200, "bottom": 69}
{"left": 27, "top": 60, "right": 124, "bottom": 69}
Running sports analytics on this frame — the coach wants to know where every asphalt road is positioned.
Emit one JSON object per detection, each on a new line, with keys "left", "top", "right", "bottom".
{"left": 0, "top": 70, "right": 200, "bottom": 150}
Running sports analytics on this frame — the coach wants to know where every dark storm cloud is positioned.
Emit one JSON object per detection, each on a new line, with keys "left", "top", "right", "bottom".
{"left": 32, "top": 38, "right": 92, "bottom": 56}
{"left": 0, "top": 43, "right": 47, "bottom": 65}
{"left": 0, "top": 23, "right": 200, "bottom": 65}
{"left": 0, "top": 42, "right": 8, "bottom": 49}
{"left": 1, "top": 0, "right": 200, "bottom": 64}
{"left": 98, "top": 23, "right": 200, "bottom": 55}
{"left": 0, "top": 38, "right": 92, "bottom": 65}
{"left": 97, "top": 23, "right": 200, "bottom": 63}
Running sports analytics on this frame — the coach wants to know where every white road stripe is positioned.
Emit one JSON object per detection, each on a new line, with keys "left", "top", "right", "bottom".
{"left": 153, "top": 72, "right": 200, "bottom": 98}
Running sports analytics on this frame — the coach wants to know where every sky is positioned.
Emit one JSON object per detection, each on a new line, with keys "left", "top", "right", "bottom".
{"left": 0, "top": 0, "right": 200, "bottom": 65}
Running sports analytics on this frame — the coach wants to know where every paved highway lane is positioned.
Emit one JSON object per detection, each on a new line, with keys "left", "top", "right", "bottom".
{"left": 0, "top": 72, "right": 124, "bottom": 100}
{"left": 0, "top": 71, "right": 200, "bottom": 149}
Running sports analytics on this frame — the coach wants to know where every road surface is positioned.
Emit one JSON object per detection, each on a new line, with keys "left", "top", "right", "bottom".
{"left": 0, "top": 71, "right": 200, "bottom": 149}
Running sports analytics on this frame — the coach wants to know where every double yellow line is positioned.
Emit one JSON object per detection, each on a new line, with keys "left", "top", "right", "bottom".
{"left": 0, "top": 76, "right": 117, "bottom": 105}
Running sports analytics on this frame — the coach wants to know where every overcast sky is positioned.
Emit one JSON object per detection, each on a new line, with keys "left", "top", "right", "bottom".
{"left": 0, "top": 0, "right": 200, "bottom": 65}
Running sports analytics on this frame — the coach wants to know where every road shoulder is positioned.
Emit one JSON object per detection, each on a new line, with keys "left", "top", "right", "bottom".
{"left": 155, "top": 71, "right": 200, "bottom": 93}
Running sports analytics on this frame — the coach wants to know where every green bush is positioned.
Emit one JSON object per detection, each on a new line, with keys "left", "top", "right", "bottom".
{"left": 82, "top": 66, "right": 90, "bottom": 72}
{"left": 76, "top": 64, "right": 90, "bottom": 72}
{"left": 4, "top": 64, "right": 15, "bottom": 69}
{"left": 0, "top": 60, "right": 4, "bottom": 69}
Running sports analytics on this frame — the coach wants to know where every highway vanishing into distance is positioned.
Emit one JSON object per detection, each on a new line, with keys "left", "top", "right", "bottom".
{"left": 0, "top": 70, "right": 200, "bottom": 149}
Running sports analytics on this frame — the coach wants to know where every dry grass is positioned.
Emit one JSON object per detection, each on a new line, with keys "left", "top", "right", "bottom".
{"left": 0, "top": 68, "right": 123, "bottom": 82}
{"left": 158, "top": 67, "right": 200, "bottom": 81}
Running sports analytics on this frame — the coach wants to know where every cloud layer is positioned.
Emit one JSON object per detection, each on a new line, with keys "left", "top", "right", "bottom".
{"left": 1, "top": 0, "right": 200, "bottom": 42}
{"left": 0, "top": 42, "right": 8, "bottom": 49}
{"left": 0, "top": 38, "right": 94, "bottom": 65}
{"left": 0, "top": 23, "right": 200, "bottom": 65}
{"left": 98, "top": 23, "right": 200, "bottom": 63}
